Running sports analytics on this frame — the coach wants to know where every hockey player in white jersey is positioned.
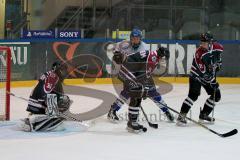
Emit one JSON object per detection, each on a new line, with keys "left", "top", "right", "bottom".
{"left": 107, "top": 28, "right": 174, "bottom": 123}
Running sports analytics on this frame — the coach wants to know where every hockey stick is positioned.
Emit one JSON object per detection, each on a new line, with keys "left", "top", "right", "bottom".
{"left": 211, "top": 88, "right": 216, "bottom": 119}
{"left": 6, "top": 91, "right": 83, "bottom": 122}
{"left": 140, "top": 106, "right": 158, "bottom": 129}
{"left": 158, "top": 101, "right": 238, "bottom": 138}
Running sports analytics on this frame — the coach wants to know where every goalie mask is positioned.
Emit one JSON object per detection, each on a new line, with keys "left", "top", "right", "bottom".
{"left": 52, "top": 61, "right": 68, "bottom": 80}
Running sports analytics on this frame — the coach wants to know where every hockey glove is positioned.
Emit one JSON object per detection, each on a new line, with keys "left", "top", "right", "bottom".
{"left": 157, "top": 47, "right": 170, "bottom": 59}
{"left": 113, "top": 51, "right": 125, "bottom": 64}
{"left": 215, "top": 63, "right": 222, "bottom": 72}
{"left": 58, "top": 95, "right": 71, "bottom": 112}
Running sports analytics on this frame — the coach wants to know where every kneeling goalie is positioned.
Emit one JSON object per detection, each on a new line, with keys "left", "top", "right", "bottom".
{"left": 21, "top": 62, "right": 71, "bottom": 132}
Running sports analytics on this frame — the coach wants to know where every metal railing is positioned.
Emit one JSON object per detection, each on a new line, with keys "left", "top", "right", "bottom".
{"left": 61, "top": 0, "right": 90, "bottom": 30}
{"left": 11, "top": 13, "right": 30, "bottom": 37}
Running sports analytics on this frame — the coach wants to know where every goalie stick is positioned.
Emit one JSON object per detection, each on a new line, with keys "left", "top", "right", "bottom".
{"left": 157, "top": 101, "right": 238, "bottom": 138}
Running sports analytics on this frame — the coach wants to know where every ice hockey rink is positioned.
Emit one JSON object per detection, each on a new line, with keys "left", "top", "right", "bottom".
{"left": 0, "top": 83, "right": 240, "bottom": 160}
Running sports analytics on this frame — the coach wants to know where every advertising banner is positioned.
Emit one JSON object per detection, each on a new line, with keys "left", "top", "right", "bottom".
{"left": 0, "top": 42, "right": 31, "bottom": 80}
{"left": 22, "top": 30, "right": 55, "bottom": 39}
{"left": 1, "top": 40, "right": 239, "bottom": 81}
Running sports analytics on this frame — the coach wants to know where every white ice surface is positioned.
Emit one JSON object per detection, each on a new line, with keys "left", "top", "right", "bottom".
{"left": 0, "top": 84, "right": 240, "bottom": 160}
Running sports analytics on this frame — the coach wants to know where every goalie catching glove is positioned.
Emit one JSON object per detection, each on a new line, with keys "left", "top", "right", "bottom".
{"left": 46, "top": 94, "right": 71, "bottom": 117}
{"left": 58, "top": 95, "right": 71, "bottom": 112}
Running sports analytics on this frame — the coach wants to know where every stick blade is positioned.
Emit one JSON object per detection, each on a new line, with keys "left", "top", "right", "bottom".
{"left": 220, "top": 129, "right": 238, "bottom": 138}
{"left": 149, "top": 123, "right": 158, "bottom": 129}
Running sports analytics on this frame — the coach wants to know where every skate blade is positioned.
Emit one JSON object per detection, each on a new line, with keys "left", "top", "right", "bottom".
{"left": 19, "top": 119, "right": 32, "bottom": 132}
{"left": 107, "top": 117, "right": 120, "bottom": 124}
{"left": 198, "top": 119, "right": 215, "bottom": 124}
{"left": 176, "top": 121, "right": 187, "bottom": 127}
{"left": 167, "top": 119, "right": 175, "bottom": 123}
{"left": 126, "top": 126, "right": 141, "bottom": 134}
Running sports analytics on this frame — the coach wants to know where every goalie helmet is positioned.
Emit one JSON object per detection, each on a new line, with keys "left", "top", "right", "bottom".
{"left": 52, "top": 61, "right": 61, "bottom": 71}
{"left": 52, "top": 61, "right": 68, "bottom": 79}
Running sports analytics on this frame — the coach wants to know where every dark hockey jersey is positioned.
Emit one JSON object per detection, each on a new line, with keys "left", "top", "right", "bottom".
{"left": 190, "top": 42, "right": 223, "bottom": 83}
{"left": 118, "top": 50, "right": 161, "bottom": 86}
{"left": 27, "top": 70, "right": 63, "bottom": 114}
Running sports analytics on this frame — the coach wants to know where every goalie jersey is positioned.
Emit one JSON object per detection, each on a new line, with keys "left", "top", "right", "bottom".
{"left": 27, "top": 70, "right": 63, "bottom": 114}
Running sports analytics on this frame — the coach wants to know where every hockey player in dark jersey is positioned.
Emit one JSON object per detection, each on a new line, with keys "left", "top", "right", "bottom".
{"left": 113, "top": 46, "right": 170, "bottom": 133}
{"left": 21, "top": 61, "right": 71, "bottom": 132}
{"left": 177, "top": 32, "right": 223, "bottom": 125}
{"left": 107, "top": 29, "right": 174, "bottom": 123}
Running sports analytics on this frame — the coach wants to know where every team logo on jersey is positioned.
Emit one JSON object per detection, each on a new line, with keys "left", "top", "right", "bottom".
{"left": 151, "top": 56, "right": 157, "bottom": 62}
{"left": 140, "top": 51, "right": 147, "bottom": 58}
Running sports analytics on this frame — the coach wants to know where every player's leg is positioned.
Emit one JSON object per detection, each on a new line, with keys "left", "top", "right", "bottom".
{"left": 127, "top": 98, "right": 146, "bottom": 133}
{"left": 147, "top": 88, "right": 174, "bottom": 122}
{"left": 107, "top": 88, "right": 129, "bottom": 122}
{"left": 199, "top": 82, "right": 221, "bottom": 123}
{"left": 177, "top": 77, "right": 201, "bottom": 125}
{"left": 22, "top": 94, "right": 70, "bottom": 132}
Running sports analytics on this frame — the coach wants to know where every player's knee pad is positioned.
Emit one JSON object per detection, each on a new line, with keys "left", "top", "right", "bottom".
{"left": 128, "top": 83, "right": 144, "bottom": 98}
{"left": 147, "top": 88, "right": 161, "bottom": 100}
{"left": 129, "top": 98, "right": 142, "bottom": 107}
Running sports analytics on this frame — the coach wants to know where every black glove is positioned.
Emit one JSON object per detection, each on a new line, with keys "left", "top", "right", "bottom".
{"left": 113, "top": 51, "right": 124, "bottom": 64}
{"left": 157, "top": 47, "right": 170, "bottom": 59}
{"left": 215, "top": 63, "right": 222, "bottom": 72}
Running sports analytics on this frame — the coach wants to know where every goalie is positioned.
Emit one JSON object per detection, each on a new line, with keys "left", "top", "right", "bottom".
{"left": 21, "top": 62, "right": 71, "bottom": 132}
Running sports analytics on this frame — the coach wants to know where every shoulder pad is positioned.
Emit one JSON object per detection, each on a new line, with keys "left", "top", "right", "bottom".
{"left": 213, "top": 42, "right": 223, "bottom": 51}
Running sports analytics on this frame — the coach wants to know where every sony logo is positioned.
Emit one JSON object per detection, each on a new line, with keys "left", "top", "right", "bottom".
{"left": 59, "top": 32, "right": 79, "bottom": 38}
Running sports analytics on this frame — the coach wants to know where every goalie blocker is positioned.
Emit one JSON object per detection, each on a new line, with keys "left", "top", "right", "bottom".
{"left": 21, "top": 61, "right": 71, "bottom": 132}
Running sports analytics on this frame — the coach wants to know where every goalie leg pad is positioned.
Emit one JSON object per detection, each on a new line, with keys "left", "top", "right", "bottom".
{"left": 29, "top": 115, "right": 64, "bottom": 132}
{"left": 46, "top": 94, "right": 59, "bottom": 116}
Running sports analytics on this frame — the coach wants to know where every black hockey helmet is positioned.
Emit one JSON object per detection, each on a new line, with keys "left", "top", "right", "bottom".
{"left": 200, "top": 32, "right": 214, "bottom": 42}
